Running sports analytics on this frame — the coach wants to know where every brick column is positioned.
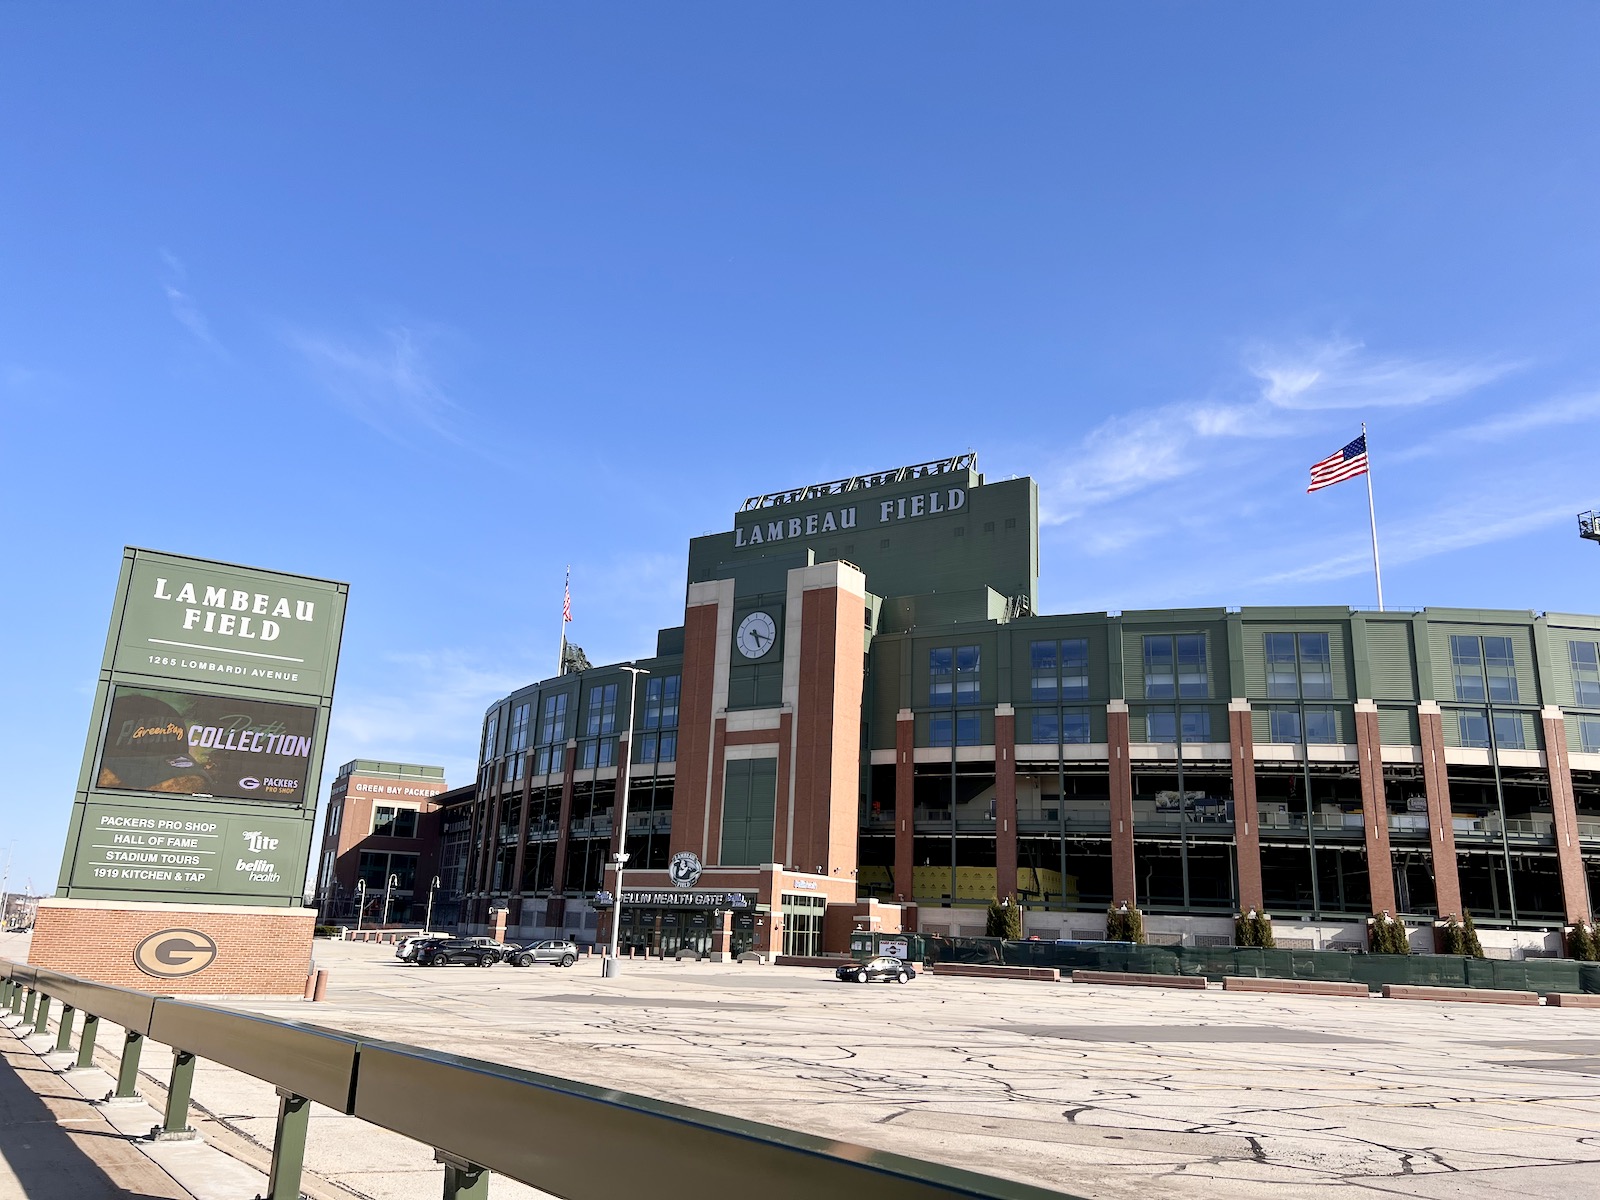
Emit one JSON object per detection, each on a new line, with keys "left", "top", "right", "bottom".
{"left": 671, "top": 590, "right": 725, "bottom": 861}
{"left": 895, "top": 710, "right": 914, "bottom": 902}
{"left": 1355, "top": 701, "right": 1397, "bottom": 914}
{"left": 1542, "top": 707, "right": 1593, "bottom": 924}
{"left": 547, "top": 741, "right": 578, "bottom": 920}
{"left": 1228, "top": 700, "right": 1264, "bottom": 912}
{"left": 994, "top": 705, "right": 1018, "bottom": 901}
{"left": 1107, "top": 700, "right": 1136, "bottom": 906}
{"left": 508, "top": 753, "right": 534, "bottom": 924}
{"left": 1418, "top": 702, "right": 1462, "bottom": 919}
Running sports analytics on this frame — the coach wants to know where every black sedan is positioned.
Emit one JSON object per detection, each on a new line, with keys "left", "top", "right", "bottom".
{"left": 415, "top": 939, "right": 501, "bottom": 967}
{"left": 836, "top": 956, "right": 917, "bottom": 984}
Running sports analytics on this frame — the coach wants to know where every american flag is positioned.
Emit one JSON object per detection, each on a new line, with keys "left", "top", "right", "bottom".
{"left": 1307, "top": 434, "right": 1369, "bottom": 493}
{"left": 562, "top": 568, "right": 572, "bottom": 624}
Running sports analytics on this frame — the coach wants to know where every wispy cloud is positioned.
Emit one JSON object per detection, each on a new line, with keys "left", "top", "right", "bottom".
{"left": 286, "top": 325, "right": 462, "bottom": 443}
{"left": 1390, "top": 391, "right": 1600, "bottom": 463}
{"left": 1040, "top": 337, "right": 1516, "bottom": 525}
{"left": 1243, "top": 336, "right": 1512, "bottom": 412}
{"left": 160, "top": 250, "right": 224, "bottom": 353}
{"left": 1249, "top": 500, "right": 1578, "bottom": 589}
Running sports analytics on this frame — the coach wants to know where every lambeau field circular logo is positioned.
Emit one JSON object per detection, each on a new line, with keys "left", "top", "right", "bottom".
{"left": 134, "top": 928, "right": 219, "bottom": 979}
{"left": 668, "top": 851, "right": 703, "bottom": 888}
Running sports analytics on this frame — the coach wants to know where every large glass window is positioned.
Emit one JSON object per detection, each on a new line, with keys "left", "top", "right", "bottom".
{"left": 929, "top": 647, "right": 953, "bottom": 704}
{"left": 1144, "top": 635, "right": 1207, "bottom": 700}
{"left": 1461, "top": 710, "right": 1526, "bottom": 750}
{"left": 371, "top": 806, "right": 418, "bottom": 838}
{"left": 1143, "top": 637, "right": 1175, "bottom": 699}
{"left": 1264, "top": 632, "right": 1332, "bottom": 698}
{"left": 1265, "top": 633, "right": 1298, "bottom": 699}
{"left": 1484, "top": 637, "right": 1519, "bottom": 704}
{"left": 481, "top": 712, "right": 499, "bottom": 764}
{"left": 1570, "top": 641, "right": 1600, "bottom": 707}
{"left": 1147, "top": 708, "right": 1212, "bottom": 742}
{"left": 930, "top": 646, "right": 979, "bottom": 705}
{"left": 929, "top": 711, "right": 982, "bottom": 747}
{"left": 1029, "top": 708, "right": 1092, "bottom": 745}
{"left": 638, "top": 675, "right": 681, "bottom": 764}
{"left": 585, "top": 684, "right": 618, "bottom": 737}
{"left": 1031, "top": 638, "right": 1089, "bottom": 702}
{"left": 1579, "top": 715, "right": 1600, "bottom": 753}
{"left": 1269, "top": 706, "right": 1301, "bottom": 743}
{"left": 1030, "top": 641, "right": 1057, "bottom": 702}
{"left": 539, "top": 694, "right": 568, "bottom": 744}
{"left": 507, "top": 703, "right": 530, "bottom": 755}
{"left": 1303, "top": 706, "right": 1339, "bottom": 744}
{"left": 1451, "top": 636, "right": 1486, "bottom": 703}
{"left": 955, "top": 646, "right": 981, "bottom": 704}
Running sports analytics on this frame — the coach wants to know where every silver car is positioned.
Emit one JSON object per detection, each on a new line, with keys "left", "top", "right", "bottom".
{"left": 508, "top": 939, "right": 579, "bottom": 968}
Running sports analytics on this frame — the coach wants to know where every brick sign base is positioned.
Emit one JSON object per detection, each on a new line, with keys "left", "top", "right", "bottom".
{"left": 28, "top": 898, "right": 316, "bottom": 995}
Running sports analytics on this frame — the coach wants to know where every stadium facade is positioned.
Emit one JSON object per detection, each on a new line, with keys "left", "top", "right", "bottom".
{"left": 454, "top": 455, "right": 1599, "bottom": 957}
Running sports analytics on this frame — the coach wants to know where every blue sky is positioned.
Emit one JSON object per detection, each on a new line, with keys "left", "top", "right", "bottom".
{"left": 3, "top": 5, "right": 1599, "bottom": 894}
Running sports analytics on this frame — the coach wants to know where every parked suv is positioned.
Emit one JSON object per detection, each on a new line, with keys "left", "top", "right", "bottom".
{"left": 395, "top": 935, "right": 448, "bottom": 961}
{"left": 507, "top": 940, "right": 579, "bottom": 968}
{"left": 414, "top": 939, "right": 501, "bottom": 968}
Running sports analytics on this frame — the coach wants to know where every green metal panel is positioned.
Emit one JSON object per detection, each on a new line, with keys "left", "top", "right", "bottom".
{"left": 1364, "top": 621, "right": 1417, "bottom": 700}
{"left": 1425, "top": 613, "right": 1540, "bottom": 705}
{"left": 719, "top": 758, "right": 777, "bottom": 866}
{"left": 353, "top": 1038, "right": 1073, "bottom": 1200}
{"left": 1376, "top": 706, "right": 1419, "bottom": 746}
{"left": 1250, "top": 708, "right": 1271, "bottom": 743}
{"left": 147, "top": 1000, "right": 358, "bottom": 1112}
{"left": 1241, "top": 632, "right": 1267, "bottom": 696}
{"left": 30, "top": 967, "right": 162, "bottom": 1036}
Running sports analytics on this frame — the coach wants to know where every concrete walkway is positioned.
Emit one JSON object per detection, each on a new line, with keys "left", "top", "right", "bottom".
{"left": 0, "top": 1033, "right": 194, "bottom": 1200}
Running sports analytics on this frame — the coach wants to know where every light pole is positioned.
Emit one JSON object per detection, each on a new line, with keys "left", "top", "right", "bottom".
{"left": 354, "top": 880, "right": 367, "bottom": 932}
{"left": 424, "top": 875, "right": 441, "bottom": 934}
{"left": 604, "top": 665, "right": 649, "bottom": 979}
{"left": 382, "top": 873, "right": 398, "bottom": 926}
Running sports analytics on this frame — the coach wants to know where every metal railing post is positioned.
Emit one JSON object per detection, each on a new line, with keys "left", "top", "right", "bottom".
{"left": 8, "top": 982, "right": 21, "bottom": 1015}
{"left": 265, "top": 1089, "right": 311, "bottom": 1200}
{"left": 55, "top": 1004, "right": 76, "bottom": 1053}
{"left": 22, "top": 988, "right": 36, "bottom": 1024}
{"left": 75, "top": 1014, "right": 100, "bottom": 1070}
{"left": 1, "top": 979, "right": 12, "bottom": 1007}
{"left": 112, "top": 1029, "right": 145, "bottom": 1100}
{"left": 158, "top": 1049, "right": 197, "bottom": 1138}
{"left": 436, "top": 1150, "right": 490, "bottom": 1199}
{"left": 32, "top": 993, "right": 51, "bottom": 1037}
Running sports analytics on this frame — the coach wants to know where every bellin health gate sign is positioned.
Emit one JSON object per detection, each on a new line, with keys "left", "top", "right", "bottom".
{"left": 29, "top": 548, "right": 347, "bottom": 994}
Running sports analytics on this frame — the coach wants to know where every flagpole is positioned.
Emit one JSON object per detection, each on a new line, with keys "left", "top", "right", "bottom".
{"left": 557, "top": 565, "right": 569, "bottom": 676}
{"left": 1362, "top": 423, "right": 1384, "bottom": 612}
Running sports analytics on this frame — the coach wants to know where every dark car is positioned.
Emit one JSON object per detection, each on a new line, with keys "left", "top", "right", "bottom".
{"left": 506, "top": 940, "right": 579, "bottom": 968}
{"left": 835, "top": 956, "right": 916, "bottom": 984}
{"left": 415, "top": 939, "right": 500, "bottom": 967}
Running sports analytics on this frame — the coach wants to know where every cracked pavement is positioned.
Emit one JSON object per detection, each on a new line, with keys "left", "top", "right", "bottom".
{"left": 213, "top": 943, "right": 1600, "bottom": 1199}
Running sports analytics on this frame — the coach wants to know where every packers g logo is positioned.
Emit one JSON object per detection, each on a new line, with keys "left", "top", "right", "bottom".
{"left": 133, "top": 928, "right": 218, "bottom": 979}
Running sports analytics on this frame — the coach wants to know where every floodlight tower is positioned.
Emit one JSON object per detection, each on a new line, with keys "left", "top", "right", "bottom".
{"left": 1581, "top": 512, "right": 1600, "bottom": 546}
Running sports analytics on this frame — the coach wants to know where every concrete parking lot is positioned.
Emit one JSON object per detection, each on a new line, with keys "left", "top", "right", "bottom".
{"left": 221, "top": 941, "right": 1600, "bottom": 1199}
{"left": 7, "top": 933, "right": 1600, "bottom": 1200}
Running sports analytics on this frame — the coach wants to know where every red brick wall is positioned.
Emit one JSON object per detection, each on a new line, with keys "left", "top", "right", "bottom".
{"left": 671, "top": 599, "right": 722, "bottom": 860}
{"left": 1107, "top": 706, "right": 1135, "bottom": 905}
{"left": 1543, "top": 713, "right": 1593, "bottom": 923}
{"left": 1229, "top": 704, "right": 1264, "bottom": 912}
{"left": 894, "top": 714, "right": 913, "bottom": 902}
{"left": 1418, "top": 706, "right": 1463, "bottom": 919}
{"left": 29, "top": 900, "right": 315, "bottom": 995}
{"left": 1355, "top": 705, "right": 1397, "bottom": 914}
{"left": 994, "top": 710, "right": 1017, "bottom": 901}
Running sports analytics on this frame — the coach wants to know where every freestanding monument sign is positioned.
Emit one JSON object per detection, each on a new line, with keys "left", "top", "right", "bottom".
{"left": 29, "top": 547, "right": 347, "bottom": 994}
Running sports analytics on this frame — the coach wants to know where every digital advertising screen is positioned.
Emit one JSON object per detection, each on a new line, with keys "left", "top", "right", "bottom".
{"left": 95, "top": 685, "right": 318, "bottom": 805}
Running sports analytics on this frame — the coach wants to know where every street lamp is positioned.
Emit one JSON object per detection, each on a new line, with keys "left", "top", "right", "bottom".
{"left": 604, "top": 665, "right": 649, "bottom": 979}
{"left": 354, "top": 879, "right": 368, "bottom": 932}
{"left": 382, "top": 873, "right": 399, "bottom": 926}
{"left": 424, "top": 875, "right": 441, "bottom": 934}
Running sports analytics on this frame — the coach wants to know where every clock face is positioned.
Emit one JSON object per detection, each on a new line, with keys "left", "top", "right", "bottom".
{"left": 735, "top": 611, "right": 777, "bottom": 660}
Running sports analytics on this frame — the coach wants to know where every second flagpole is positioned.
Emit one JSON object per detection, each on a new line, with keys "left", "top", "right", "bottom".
{"left": 1363, "top": 423, "right": 1384, "bottom": 612}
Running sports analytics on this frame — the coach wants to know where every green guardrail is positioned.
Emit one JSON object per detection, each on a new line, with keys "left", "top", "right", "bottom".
{"left": 1, "top": 958, "right": 1080, "bottom": 1200}
{"left": 922, "top": 936, "right": 1600, "bottom": 994}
